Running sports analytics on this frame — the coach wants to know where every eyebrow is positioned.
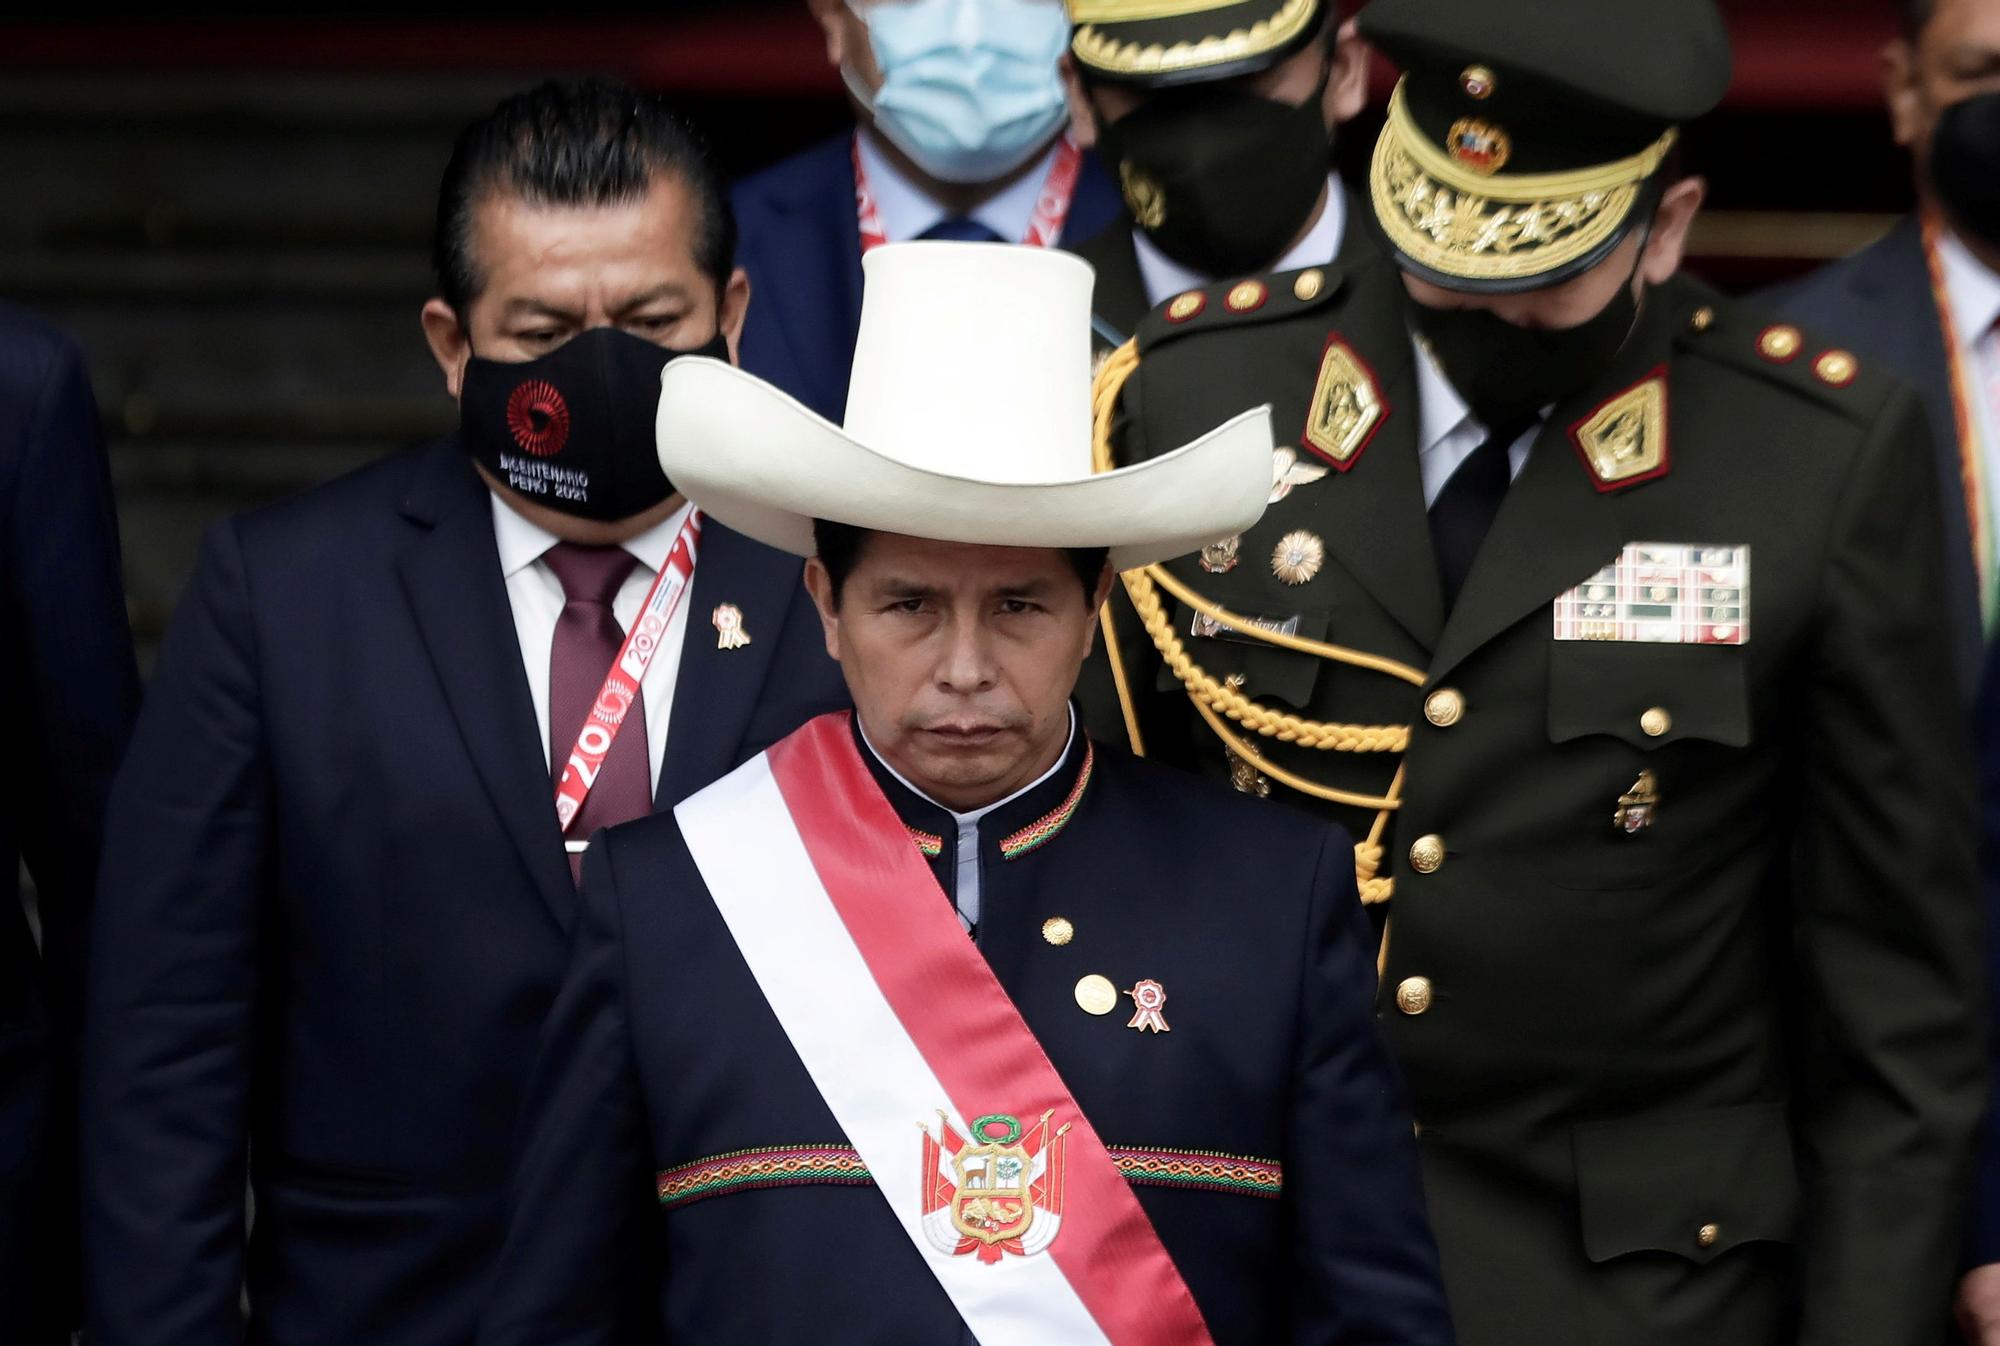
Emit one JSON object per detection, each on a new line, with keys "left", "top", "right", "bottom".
{"left": 610, "top": 284, "right": 695, "bottom": 315}
{"left": 869, "top": 576, "right": 1059, "bottom": 601}
{"left": 498, "top": 297, "right": 581, "bottom": 322}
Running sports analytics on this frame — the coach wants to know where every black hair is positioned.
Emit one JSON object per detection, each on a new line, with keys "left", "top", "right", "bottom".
{"left": 1899, "top": 0, "right": 1937, "bottom": 36}
{"left": 813, "top": 520, "right": 1110, "bottom": 606}
{"left": 432, "top": 76, "right": 736, "bottom": 315}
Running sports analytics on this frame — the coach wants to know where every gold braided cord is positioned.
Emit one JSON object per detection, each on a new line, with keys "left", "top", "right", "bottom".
{"left": 1144, "top": 566, "right": 1428, "bottom": 686}
{"left": 1189, "top": 697, "right": 1400, "bottom": 811}
{"left": 1098, "top": 600, "right": 1148, "bottom": 756}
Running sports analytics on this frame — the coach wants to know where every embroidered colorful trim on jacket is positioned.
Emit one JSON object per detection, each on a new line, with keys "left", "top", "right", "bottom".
{"left": 1103, "top": 1147, "right": 1284, "bottom": 1199}
{"left": 907, "top": 827, "right": 944, "bottom": 858}
{"left": 656, "top": 1145, "right": 873, "bottom": 1209}
{"left": 999, "top": 741, "right": 1097, "bottom": 860}
{"left": 658, "top": 1139, "right": 1280, "bottom": 1207}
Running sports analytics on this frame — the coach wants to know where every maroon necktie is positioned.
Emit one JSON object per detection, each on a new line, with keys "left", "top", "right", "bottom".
{"left": 544, "top": 542, "right": 653, "bottom": 882}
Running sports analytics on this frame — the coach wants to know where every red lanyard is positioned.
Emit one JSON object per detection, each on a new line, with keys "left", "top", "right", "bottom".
{"left": 553, "top": 508, "right": 703, "bottom": 834}
{"left": 852, "top": 131, "right": 1084, "bottom": 254}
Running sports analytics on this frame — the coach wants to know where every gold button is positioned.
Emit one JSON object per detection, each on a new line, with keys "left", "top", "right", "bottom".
{"left": 1758, "top": 325, "right": 1802, "bottom": 362}
{"left": 1292, "top": 268, "right": 1324, "bottom": 302}
{"left": 1689, "top": 306, "right": 1715, "bottom": 333}
{"left": 1640, "top": 707, "right": 1672, "bottom": 738}
{"left": 1814, "top": 350, "right": 1858, "bottom": 386}
{"left": 1409, "top": 834, "right": 1445, "bottom": 874}
{"left": 1042, "top": 917, "right": 1074, "bottom": 947}
{"left": 1424, "top": 688, "right": 1465, "bottom": 728}
{"left": 1075, "top": 974, "right": 1117, "bottom": 1016}
{"left": 1395, "top": 976, "right": 1434, "bottom": 1015}
{"left": 1696, "top": 1222, "right": 1720, "bottom": 1248}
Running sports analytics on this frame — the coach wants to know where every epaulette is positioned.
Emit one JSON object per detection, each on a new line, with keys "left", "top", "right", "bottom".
{"left": 1672, "top": 290, "right": 1897, "bottom": 425}
{"left": 1135, "top": 263, "right": 1351, "bottom": 354}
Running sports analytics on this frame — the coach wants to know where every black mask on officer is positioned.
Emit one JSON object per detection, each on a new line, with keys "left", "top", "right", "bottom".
{"left": 1408, "top": 225, "right": 1652, "bottom": 429}
{"left": 1931, "top": 92, "right": 2000, "bottom": 256}
{"left": 1093, "top": 64, "right": 1333, "bottom": 279}
{"left": 459, "top": 325, "right": 728, "bottom": 523}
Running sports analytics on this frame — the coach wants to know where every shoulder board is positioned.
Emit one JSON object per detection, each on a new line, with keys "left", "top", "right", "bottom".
{"left": 1672, "top": 287, "right": 1898, "bottom": 425}
{"left": 1136, "top": 263, "right": 1350, "bottom": 354}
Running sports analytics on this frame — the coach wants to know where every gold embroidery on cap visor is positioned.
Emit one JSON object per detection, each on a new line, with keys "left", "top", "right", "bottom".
{"left": 1370, "top": 80, "right": 1677, "bottom": 286}
{"left": 1070, "top": 0, "right": 1318, "bottom": 79}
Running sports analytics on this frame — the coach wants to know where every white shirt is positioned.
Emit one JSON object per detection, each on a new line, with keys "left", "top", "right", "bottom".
{"left": 858, "top": 707, "right": 1080, "bottom": 932}
{"left": 490, "top": 495, "right": 695, "bottom": 792}
{"left": 856, "top": 129, "right": 1066, "bottom": 244}
{"left": 1133, "top": 177, "right": 1346, "bottom": 309}
{"left": 1936, "top": 227, "right": 2000, "bottom": 496}
{"left": 1412, "top": 336, "right": 1543, "bottom": 508}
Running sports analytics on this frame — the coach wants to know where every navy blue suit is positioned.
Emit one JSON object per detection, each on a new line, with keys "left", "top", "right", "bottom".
{"left": 732, "top": 132, "right": 1125, "bottom": 421}
{"left": 81, "top": 439, "right": 847, "bottom": 1346}
{"left": 1760, "top": 216, "right": 1985, "bottom": 695}
{"left": 1975, "top": 652, "right": 2000, "bottom": 1272}
{"left": 479, "top": 715, "right": 1454, "bottom": 1345}
{"left": 0, "top": 304, "right": 139, "bottom": 1344}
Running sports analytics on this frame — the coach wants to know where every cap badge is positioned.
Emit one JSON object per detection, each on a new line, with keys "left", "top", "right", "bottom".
{"left": 1447, "top": 118, "right": 1512, "bottom": 176}
{"left": 1460, "top": 65, "right": 1497, "bottom": 100}
{"left": 1303, "top": 335, "right": 1389, "bottom": 471}
{"left": 1200, "top": 534, "right": 1242, "bottom": 574}
{"left": 1119, "top": 161, "right": 1166, "bottom": 230}
{"left": 1570, "top": 373, "right": 1669, "bottom": 493}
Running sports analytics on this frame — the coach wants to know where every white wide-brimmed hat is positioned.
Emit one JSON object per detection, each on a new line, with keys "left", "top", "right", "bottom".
{"left": 655, "top": 241, "right": 1273, "bottom": 573}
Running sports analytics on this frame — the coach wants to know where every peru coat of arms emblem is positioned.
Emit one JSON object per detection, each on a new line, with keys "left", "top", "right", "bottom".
{"left": 920, "top": 1111, "right": 1070, "bottom": 1264}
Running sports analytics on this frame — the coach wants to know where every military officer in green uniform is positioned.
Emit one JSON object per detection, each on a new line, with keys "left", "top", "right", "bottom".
{"left": 1089, "top": 0, "right": 1987, "bottom": 1340}
{"left": 1057, "top": 0, "right": 1372, "bottom": 350}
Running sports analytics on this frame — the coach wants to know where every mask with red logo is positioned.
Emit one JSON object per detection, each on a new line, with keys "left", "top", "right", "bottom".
{"left": 459, "top": 325, "right": 729, "bottom": 523}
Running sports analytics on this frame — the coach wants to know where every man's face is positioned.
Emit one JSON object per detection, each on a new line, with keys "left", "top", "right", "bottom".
{"left": 804, "top": 533, "right": 1112, "bottom": 812}
{"left": 421, "top": 172, "right": 750, "bottom": 400}
{"left": 1888, "top": 0, "right": 2000, "bottom": 177}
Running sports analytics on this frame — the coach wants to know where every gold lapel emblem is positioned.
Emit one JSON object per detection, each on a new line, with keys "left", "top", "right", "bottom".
{"left": 1304, "top": 336, "right": 1386, "bottom": 470}
{"left": 1200, "top": 534, "right": 1242, "bottom": 574}
{"left": 1269, "top": 446, "right": 1329, "bottom": 504}
{"left": 1271, "top": 530, "right": 1325, "bottom": 586}
{"left": 712, "top": 603, "right": 752, "bottom": 651}
{"left": 1571, "top": 375, "right": 1668, "bottom": 493}
{"left": 1614, "top": 771, "right": 1659, "bottom": 833}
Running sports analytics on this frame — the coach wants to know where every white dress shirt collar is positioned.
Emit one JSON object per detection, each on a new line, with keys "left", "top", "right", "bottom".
{"left": 489, "top": 493, "right": 692, "bottom": 579}
{"left": 854, "top": 129, "right": 1064, "bottom": 245}
{"left": 1411, "top": 336, "right": 1544, "bottom": 508}
{"left": 1133, "top": 177, "right": 1345, "bottom": 308}
{"left": 1937, "top": 226, "right": 2000, "bottom": 348}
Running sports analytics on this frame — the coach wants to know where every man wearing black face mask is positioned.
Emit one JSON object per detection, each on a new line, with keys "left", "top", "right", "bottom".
{"left": 1092, "top": 0, "right": 1984, "bottom": 1341}
{"left": 1057, "top": 0, "right": 1373, "bottom": 348}
{"left": 1762, "top": 0, "right": 2000, "bottom": 706}
{"left": 79, "top": 79, "right": 847, "bottom": 1346}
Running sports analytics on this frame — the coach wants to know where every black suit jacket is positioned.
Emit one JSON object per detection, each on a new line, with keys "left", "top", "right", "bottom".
{"left": 732, "top": 131, "right": 1124, "bottom": 422}
{"left": 0, "top": 304, "right": 138, "bottom": 1344}
{"left": 1760, "top": 215, "right": 1985, "bottom": 694}
{"left": 478, "top": 714, "right": 1454, "bottom": 1345}
{"left": 80, "top": 439, "right": 848, "bottom": 1346}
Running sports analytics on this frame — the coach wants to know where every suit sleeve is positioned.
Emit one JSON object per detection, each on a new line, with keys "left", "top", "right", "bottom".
{"left": 479, "top": 832, "right": 660, "bottom": 1346}
{"left": 1285, "top": 826, "right": 1455, "bottom": 1345}
{"left": 80, "top": 520, "right": 267, "bottom": 1346}
{"left": 1970, "top": 653, "right": 2000, "bottom": 1269}
{"left": 1793, "top": 385, "right": 1986, "bottom": 1345}
{"left": 8, "top": 330, "right": 138, "bottom": 1043}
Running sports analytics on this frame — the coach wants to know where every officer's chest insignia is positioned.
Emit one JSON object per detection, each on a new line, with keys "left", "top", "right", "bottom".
{"left": 1553, "top": 543, "right": 1750, "bottom": 645}
{"left": 1270, "top": 446, "right": 1329, "bottom": 503}
{"left": 1570, "top": 371, "right": 1670, "bottom": 493}
{"left": 1303, "top": 334, "right": 1390, "bottom": 471}
{"left": 1200, "top": 534, "right": 1242, "bottom": 573}
{"left": 1614, "top": 771, "right": 1660, "bottom": 833}
{"left": 921, "top": 1111, "right": 1070, "bottom": 1263}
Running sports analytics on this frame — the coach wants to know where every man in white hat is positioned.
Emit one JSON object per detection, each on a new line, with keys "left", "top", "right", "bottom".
{"left": 476, "top": 242, "right": 1454, "bottom": 1345}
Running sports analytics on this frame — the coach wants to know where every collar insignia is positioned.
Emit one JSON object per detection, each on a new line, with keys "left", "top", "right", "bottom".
{"left": 1570, "top": 368, "right": 1670, "bottom": 493}
{"left": 1303, "top": 334, "right": 1390, "bottom": 471}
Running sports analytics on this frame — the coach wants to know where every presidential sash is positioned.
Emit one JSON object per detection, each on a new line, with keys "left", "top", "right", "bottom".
{"left": 674, "top": 713, "right": 1214, "bottom": 1346}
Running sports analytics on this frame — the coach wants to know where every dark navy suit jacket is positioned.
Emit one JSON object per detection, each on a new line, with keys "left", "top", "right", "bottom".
{"left": 1975, "top": 651, "right": 2000, "bottom": 1270}
{"left": 1760, "top": 216, "right": 1985, "bottom": 695}
{"left": 0, "top": 304, "right": 138, "bottom": 1345}
{"left": 478, "top": 714, "right": 1454, "bottom": 1345}
{"left": 80, "top": 439, "right": 847, "bottom": 1346}
{"left": 732, "top": 131, "right": 1124, "bottom": 421}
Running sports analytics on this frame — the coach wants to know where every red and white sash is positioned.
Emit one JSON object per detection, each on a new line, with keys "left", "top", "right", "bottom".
{"left": 674, "top": 713, "right": 1213, "bottom": 1346}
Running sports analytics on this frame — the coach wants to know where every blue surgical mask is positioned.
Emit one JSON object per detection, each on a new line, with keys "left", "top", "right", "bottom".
{"left": 845, "top": 0, "right": 1071, "bottom": 185}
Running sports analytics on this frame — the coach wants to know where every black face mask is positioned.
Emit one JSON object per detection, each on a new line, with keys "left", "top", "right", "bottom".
{"left": 1094, "top": 70, "right": 1333, "bottom": 278}
{"left": 1409, "top": 242, "right": 1648, "bottom": 429}
{"left": 1932, "top": 92, "right": 2000, "bottom": 255}
{"left": 459, "top": 325, "right": 728, "bottom": 523}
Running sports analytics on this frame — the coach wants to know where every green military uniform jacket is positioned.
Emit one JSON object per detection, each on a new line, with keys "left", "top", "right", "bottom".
{"left": 1089, "top": 252, "right": 1984, "bottom": 1346}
